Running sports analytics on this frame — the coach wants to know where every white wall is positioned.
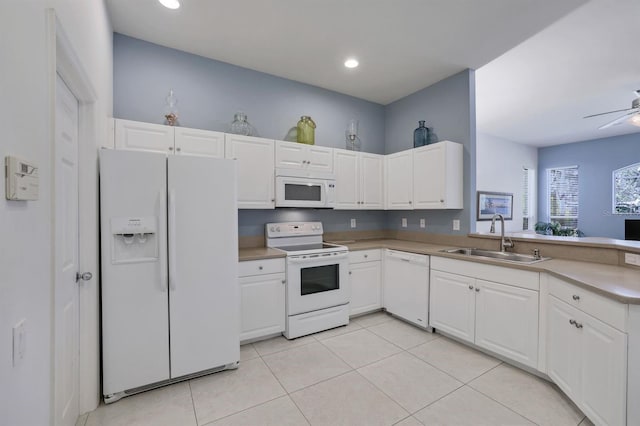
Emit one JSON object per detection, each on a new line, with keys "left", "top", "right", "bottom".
{"left": 0, "top": 1, "right": 112, "bottom": 425}
{"left": 476, "top": 133, "right": 538, "bottom": 233}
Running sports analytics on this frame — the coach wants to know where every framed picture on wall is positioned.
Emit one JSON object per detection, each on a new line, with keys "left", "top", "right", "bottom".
{"left": 477, "top": 191, "right": 513, "bottom": 221}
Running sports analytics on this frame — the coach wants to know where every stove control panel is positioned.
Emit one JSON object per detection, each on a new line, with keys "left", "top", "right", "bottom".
{"left": 266, "top": 222, "right": 323, "bottom": 238}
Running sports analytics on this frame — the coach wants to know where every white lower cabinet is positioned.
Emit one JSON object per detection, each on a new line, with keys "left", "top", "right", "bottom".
{"left": 349, "top": 250, "right": 382, "bottom": 316}
{"left": 383, "top": 250, "right": 429, "bottom": 328}
{"left": 429, "top": 257, "right": 539, "bottom": 369}
{"left": 238, "top": 259, "right": 286, "bottom": 342}
{"left": 547, "top": 291, "right": 627, "bottom": 426}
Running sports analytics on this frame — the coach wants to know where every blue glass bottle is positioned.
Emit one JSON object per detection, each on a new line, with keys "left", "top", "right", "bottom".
{"left": 413, "top": 120, "right": 429, "bottom": 148}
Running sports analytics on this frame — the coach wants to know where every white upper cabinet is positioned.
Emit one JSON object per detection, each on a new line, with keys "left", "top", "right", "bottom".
{"left": 115, "top": 119, "right": 174, "bottom": 154}
{"left": 334, "top": 149, "right": 384, "bottom": 210}
{"left": 385, "top": 149, "right": 413, "bottom": 209}
{"left": 413, "top": 141, "right": 463, "bottom": 209}
{"left": 275, "top": 141, "right": 333, "bottom": 173}
{"left": 174, "top": 127, "right": 225, "bottom": 158}
{"left": 114, "top": 119, "right": 225, "bottom": 158}
{"left": 225, "top": 134, "right": 275, "bottom": 209}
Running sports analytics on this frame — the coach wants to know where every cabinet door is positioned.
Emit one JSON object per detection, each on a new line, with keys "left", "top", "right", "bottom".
{"left": 333, "top": 149, "right": 360, "bottom": 209}
{"left": 579, "top": 313, "right": 627, "bottom": 426}
{"left": 275, "top": 140, "right": 306, "bottom": 169}
{"left": 349, "top": 261, "right": 382, "bottom": 316}
{"left": 385, "top": 150, "right": 413, "bottom": 209}
{"left": 429, "top": 270, "right": 475, "bottom": 343}
{"left": 225, "top": 135, "right": 275, "bottom": 209}
{"left": 383, "top": 253, "right": 429, "bottom": 327}
{"left": 547, "top": 296, "right": 581, "bottom": 401}
{"left": 174, "top": 127, "right": 225, "bottom": 158}
{"left": 361, "top": 153, "right": 384, "bottom": 209}
{"left": 475, "top": 280, "right": 539, "bottom": 368}
{"left": 413, "top": 143, "right": 445, "bottom": 209}
{"left": 239, "top": 273, "right": 286, "bottom": 342}
{"left": 307, "top": 146, "right": 334, "bottom": 172}
{"left": 115, "top": 119, "right": 174, "bottom": 154}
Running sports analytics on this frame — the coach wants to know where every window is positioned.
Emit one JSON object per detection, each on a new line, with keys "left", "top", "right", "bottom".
{"left": 613, "top": 162, "right": 640, "bottom": 214}
{"left": 548, "top": 166, "right": 579, "bottom": 228}
{"left": 522, "top": 167, "right": 535, "bottom": 230}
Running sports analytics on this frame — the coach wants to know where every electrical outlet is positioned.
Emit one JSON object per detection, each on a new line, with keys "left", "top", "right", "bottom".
{"left": 350, "top": 218, "right": 356, "bottom": 228}
{"left": 401, "top": 218, "right": 407, "bottom": 228}
{"left": 13, "top": 319, "right": 26, "bottom": 367}
{"left": 625, "top": 253, "right": 640, "bottom": 266}
{"left": 420, "top": 219, "right": 426, "bottom": 228}
{"left": 453, "top": 219, "right": 460, "bottom": 231}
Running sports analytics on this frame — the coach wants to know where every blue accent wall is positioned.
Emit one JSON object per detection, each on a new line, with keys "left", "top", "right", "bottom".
{"left": 538, "top": 133, "right": 640, "bottom": 239}
{"left": 114, "top": 34, "right": 478, "bottom": 237}
{"left": 114, "top": 34, "right": 386, "bottom": 154}
{"left": 384, "top": 70, "right": 476, "bottom": 235}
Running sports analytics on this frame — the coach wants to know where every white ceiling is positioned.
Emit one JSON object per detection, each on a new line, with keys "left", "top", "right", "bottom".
{"left": 106, "top": 0, "right": 640, "bottom": 147}
{"left": 476, "top": 0, "right": 640, "bottom": 146}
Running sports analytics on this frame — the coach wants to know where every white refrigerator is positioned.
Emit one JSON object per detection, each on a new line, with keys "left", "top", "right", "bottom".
{"left": 99, "top": 149, "right": 239, "bottom": 402}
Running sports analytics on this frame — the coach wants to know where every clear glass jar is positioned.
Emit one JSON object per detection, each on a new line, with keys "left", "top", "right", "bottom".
{"left": 297, "top": 116, "right": 316, "bottom": 145}
{"left": 228, "top": 112, "right": 257, "bottom": 136}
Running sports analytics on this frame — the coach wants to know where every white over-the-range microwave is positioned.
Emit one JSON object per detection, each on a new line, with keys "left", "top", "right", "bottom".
{"left": 275, "top": 169, "right": 336, "bottom": 208}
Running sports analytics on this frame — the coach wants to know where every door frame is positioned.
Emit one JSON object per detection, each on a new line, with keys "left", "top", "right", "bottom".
{"left": 47, "top": 9, "right": 101, "bottom": 419}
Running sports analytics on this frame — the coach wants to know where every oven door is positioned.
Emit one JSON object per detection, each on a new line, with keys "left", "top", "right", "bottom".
{"left": 275, "top": 176, "right": 331, "bottom": 208}
{"left": 286, "top": 252, "right": 349, "bottom": 316}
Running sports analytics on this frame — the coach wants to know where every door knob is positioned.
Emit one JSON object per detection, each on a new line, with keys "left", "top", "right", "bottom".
{"left": 76, "top": 272, "right": 93, "bottom": 282}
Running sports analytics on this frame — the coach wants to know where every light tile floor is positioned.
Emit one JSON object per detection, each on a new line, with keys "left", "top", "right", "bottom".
{"left": 81, "top": 312, "right": 592, "bottom": 426}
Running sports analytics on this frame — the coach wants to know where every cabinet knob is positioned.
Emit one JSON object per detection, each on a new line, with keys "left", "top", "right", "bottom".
{"left": 349, "top": 271, "right": 352, "bottom": 275}
{"left": 176, "top": 147, "right": 181, "bottom": 152}
{"left": 575, "top": 322, "right": 583, "bottom": 329}
{"left": 468, "top": 285, "right": 474, "bottom": 290}
{"left": 258, "top": 266, "right": 263, "bottom": 270}
{"left": 409, "top": 201, "right": 412, "bottom": 204}
{"left": 168, "top": 147, "right": 174, "bottom": 151}
{"left": 572, "top": 294, "right": 580, "bottom": 301}
{"left": 440, "top": 199, "right": 444, "bottom": 203}
{"left": 271, "top": 198, "right": 275, "bottom": 202}
{"left": 281, "top": 280, "right": 286, "bottom": 284}
{"left": 364, "top": 254, "right": 368, "bottom": 258}
{"left": 569, "top": 319, "right": 576, "bottom": 325}
{"left": 475, "top": 287, "right": 480, "bottom": 292}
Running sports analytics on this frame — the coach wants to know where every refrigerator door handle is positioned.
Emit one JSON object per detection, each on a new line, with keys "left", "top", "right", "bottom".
{"left": 168, "top": 189, "right": 178, "bottom": 291}
{"left": 159, "top": 191, "right": 168, "bottom": 292}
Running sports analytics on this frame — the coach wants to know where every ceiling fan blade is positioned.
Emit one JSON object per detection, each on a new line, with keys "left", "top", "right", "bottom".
{"left": 598, "top": 111, "right": 637, "bottom": 130}
{"left": 583, "top": 107, "right": 635, "bottom": 119}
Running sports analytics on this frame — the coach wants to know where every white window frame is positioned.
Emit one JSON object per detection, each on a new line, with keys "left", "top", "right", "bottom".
{"left": 612, "top": 162, "right": 640, "bottom": 215}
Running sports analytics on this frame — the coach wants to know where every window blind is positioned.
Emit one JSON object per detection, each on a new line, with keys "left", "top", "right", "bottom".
{"left": 548, "top": 166, "right": 579, "bottom": 228}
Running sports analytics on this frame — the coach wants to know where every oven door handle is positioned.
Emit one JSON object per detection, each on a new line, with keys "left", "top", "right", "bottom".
{"left": 288, "top": 252, "right": 349, "bottom": 264}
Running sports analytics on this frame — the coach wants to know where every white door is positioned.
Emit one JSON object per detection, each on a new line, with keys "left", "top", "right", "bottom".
{"left": 361, "top": 153, "right": 384, "bottom": 209}
{"left": 115, "top": 118, "right": 174, "bottom": 154}
{"left": 547, "top": 296, "right": 580, "bottom": 400}
{"left": 429, "top": 270, "right": 475, "bottom": 343}
{"left": 239, "top": 273, "right": 286, "bottom": 342}
{"left": 385, "top": 150, "right": 413, "bottom": 209}
{"left": 413, "top": 143, "right": 445, "bottom": 209}
{"left": 333, "top": 149, "right": 359, "bottom": 209}
{"left": 349, "top": 261, "right": 382, "bottom": 316}
{"left": 225, "top": 134, "right": 275, "bottom": 209}
{"left": 168, "top": 155, "right": 239, "bottom": 377}
{"left": 174, "top": 127, "right": 225, "bottom": 158}
{"left": 307, "top": 146, "right": 334, "bottom": 172}
{"left": 54, "top": 75, "right": 80, "bottom": 426}
{"left": 275, "top": 140, "right": 306, "bottom": 169}
{"left": 383, "top": 251, "right": 429, "bottom": 327}
{"left": 475, "top": 280, "right": 539, "bottom": 368}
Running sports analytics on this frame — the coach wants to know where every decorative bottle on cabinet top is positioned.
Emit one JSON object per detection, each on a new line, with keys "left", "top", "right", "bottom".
{"left": 297, "top": 116, "right": 316, "bottom": 145}
{"left": 413, "top": 120, "right": 430, "bottom": 148}
{"left": 228, "top": 112, "right": 258, "bottom": 136}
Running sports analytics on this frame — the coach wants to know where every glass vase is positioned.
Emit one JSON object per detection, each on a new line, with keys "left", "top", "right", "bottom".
{"left": 228, "top": 112, "right": 257, "bottom": 136}
{"left": 297, "top": 116, "right": 316, "bottom": 145}
{"left": 413, "top": 120, "right": 429, "bottom": 148}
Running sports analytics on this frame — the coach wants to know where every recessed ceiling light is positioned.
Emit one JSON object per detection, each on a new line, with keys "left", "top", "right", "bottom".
{"left": 344, "top": 58, "right": 359, "bottom": 69}
{"left": 159, "top": 0, "right": 180, "bottom": 9}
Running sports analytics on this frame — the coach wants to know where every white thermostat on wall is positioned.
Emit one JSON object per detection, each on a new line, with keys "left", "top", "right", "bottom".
{"left": 5, "top": 156, "right": 39, "bottom": 201}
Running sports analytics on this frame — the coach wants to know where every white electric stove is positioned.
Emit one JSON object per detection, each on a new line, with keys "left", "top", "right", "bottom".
{"left": 266, "top": 222, "right": 350, "bottom": 339}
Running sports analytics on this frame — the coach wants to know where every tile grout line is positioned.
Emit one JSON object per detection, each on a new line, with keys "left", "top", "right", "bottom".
{"left": 187, "top": 380, "right": 200, "bottom": 426}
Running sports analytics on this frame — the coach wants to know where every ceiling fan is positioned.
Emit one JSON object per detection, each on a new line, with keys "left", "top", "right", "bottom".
{"left": 583, "top": 90, "right": 640, "bottom": 130}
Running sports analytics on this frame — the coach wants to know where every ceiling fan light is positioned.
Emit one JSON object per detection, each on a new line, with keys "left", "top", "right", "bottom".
{"left": 158, "top": 0, "right": 180, "bottom": 9}
{"left": 630, "top": 114, "right": 640, "bottom": 127}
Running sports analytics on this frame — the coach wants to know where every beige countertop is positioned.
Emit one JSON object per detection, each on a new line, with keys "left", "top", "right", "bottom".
{"left": 240, "top": 238, "right": 640, "bottom": 304}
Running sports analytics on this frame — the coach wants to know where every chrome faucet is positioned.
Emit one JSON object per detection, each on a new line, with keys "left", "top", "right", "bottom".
{"left": 490, "top": 213, "right": 514, "bottom": 252}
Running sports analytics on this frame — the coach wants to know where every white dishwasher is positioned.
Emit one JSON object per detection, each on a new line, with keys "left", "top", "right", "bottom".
{"left": 383, "top": 249, "right": 430, "bottom": 328}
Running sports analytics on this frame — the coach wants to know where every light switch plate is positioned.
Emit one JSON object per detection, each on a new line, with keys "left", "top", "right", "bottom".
{"left": 13, "top": 319, "right": 26, "bottom": 367}
{"left": 401, "top": 218, "right": 407, "bottom": 228}
{"left": 453, "top": 219, "right": 460, "bottom": 231}
{"left": 420, "top": 219, "right": 426, "bottom": 228}
{"left": 350, "top": 218, "right": 356, "bottom": 228}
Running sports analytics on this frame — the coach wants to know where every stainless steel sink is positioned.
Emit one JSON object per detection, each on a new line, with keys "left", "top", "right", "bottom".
{"left": 440, "top": 248, "right": 550, "bottom": 264}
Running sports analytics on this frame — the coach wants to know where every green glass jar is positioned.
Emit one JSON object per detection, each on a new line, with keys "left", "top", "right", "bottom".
{"left": 296, "top": 116, "right": 316, "bottom": 145}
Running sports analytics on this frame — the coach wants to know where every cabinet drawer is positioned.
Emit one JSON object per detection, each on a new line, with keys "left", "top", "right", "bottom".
{"left": 548, "top": 275, "right": 628, "bottom": 332}
{"left": 349, "top": 249, "right": 381, "bottom": 264}
{"left": 239, "top": 258, "right": 285, "bottom": 277}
